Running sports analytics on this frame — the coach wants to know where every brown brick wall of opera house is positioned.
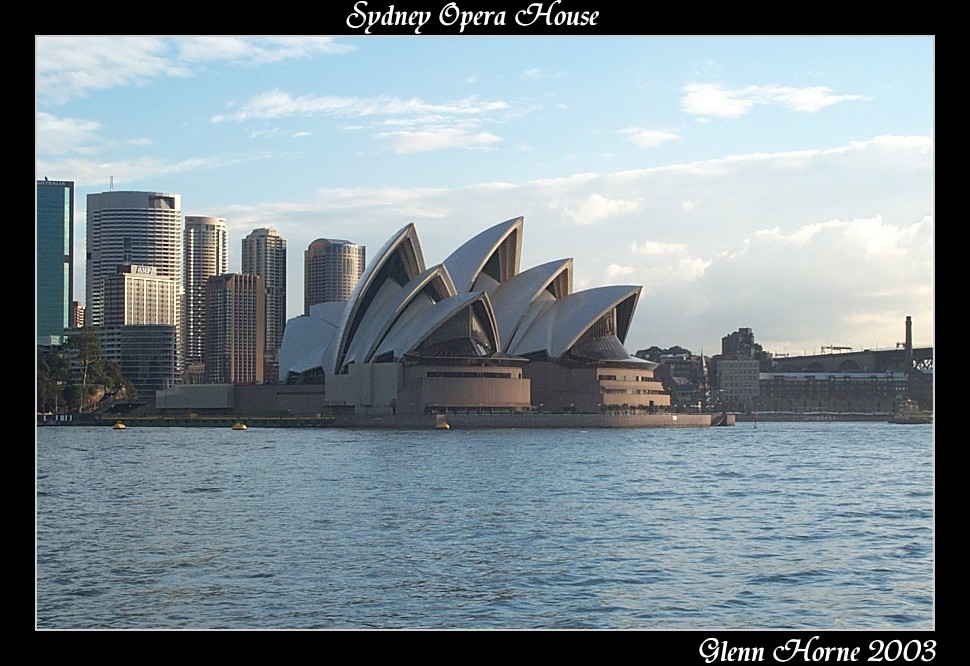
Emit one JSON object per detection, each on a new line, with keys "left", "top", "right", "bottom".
{"left": 523, "top": 361, "right": 671, "bottom": 413}
{"left": 151, "top": 359, "right": 677, "bottom": 418}
{"left": 397, "top": 365, "right": 532, "bottom": 415}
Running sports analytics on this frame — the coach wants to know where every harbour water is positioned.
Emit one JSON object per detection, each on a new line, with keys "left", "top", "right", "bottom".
{"left": 36, "top": 422, "right": 934, "bottom": 630}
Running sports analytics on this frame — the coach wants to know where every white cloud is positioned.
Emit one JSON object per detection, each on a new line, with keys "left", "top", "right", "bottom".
{"left": 213, "top": 90, "right": 509, "bottom": 123}
{"left": 36, "top": 36, "right": 187, "bottom": 104}
{"left": 756, "top": 85, "right": 868, "bottom": 112}
{"left": 383, "top": 129, "right": 503, "bottom": 154}
{"left": 520, "top": 68, "right": 565, "bottom": 81}
{"left": 681, "top": 83, "right": 867, "bottom": 119}
{"left": 622, "top": 239, "right": 712, "bottom": 297}
{"left": 605, "top": 264, "right": 636, "bottom": 279}
{"left": 681, "top": 83, "right": 753, "bottom": 118}
{"left": 249, "top": 128, "right": 283, "bottom": 139}
{"left": 672, "top": 214, "right": 934, "bottom": 353}
{"left": 35, "top": 152, "right": 280, "bottom": 190}
{"left": 35, "top": 112, "right": 101, "bottom": 156}
{"left": 176, "top": 36, "right": 353, "bottom": 65}
{"left": 630, "top": 241, "right": 689, "bottom": 256}
{"left": 777, "top": 215, "right": 927, "bottom": 260}
{"left": 210, "top": 89, "right": 513, "bottom": 155}
{"left": 36, "top": 36, "right": 353, "bottom": 104}
{"left": 620, "top": 128, "right": 681, "bottom": 148}
{"left": 562, "top": 194, "right": 641, "bottom": 225}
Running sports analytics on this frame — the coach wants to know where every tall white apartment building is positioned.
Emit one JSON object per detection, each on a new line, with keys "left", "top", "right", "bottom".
{"left": 304, "top": 238, "right": 365, "bottom": 313}
{"left": 204, "top": 273, "right": 265, "bottom": 385}
{"left": 103, "top": 264, "right": 179, "bottom": 326}
{"left": 241, "top": 227, "right": 287, "bottom": 354}
{"left": 86, "top": 191, "right": 182, "bottom": 329}
{"left": 183, "top": 216, "right": 228, "bottom": 366}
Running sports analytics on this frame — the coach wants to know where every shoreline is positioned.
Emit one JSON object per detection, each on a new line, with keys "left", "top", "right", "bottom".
{"left": 38, "top": 411, "right": 930, "bottom": 428}
{"left": 38, "top": 412, "right": 732, "bottom": 429}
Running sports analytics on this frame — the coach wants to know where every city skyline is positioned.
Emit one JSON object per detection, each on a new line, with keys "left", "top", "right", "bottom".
{"left": 35, "top": 35, "right": 934, "bottom": 355}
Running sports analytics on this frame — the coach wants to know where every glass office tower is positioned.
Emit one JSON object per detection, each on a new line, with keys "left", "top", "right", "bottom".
{"left": 36, "top": 179, "right": 74, "bottom": 345}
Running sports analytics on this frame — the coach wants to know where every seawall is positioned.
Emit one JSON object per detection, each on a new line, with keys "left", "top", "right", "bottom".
{"left": 333, "top": 413, "right": 720, "bottom": 429}
{"left": 40, "top": 412, "right": 732, "bottom": 429}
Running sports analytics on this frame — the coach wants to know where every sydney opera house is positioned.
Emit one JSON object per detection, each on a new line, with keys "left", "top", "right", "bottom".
{"left": 278, "top": 217, "right": 671, "bottom": 417}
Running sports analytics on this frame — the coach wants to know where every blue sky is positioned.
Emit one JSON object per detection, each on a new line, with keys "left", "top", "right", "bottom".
{"left": 35, "top": 35, "right": 934, "bottom": 356}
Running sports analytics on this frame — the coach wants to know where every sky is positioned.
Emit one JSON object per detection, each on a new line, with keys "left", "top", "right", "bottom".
{"left": 35, "top": 34, "right": 934, "bottom": 357}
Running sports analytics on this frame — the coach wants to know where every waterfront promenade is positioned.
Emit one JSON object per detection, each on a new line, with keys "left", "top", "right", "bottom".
{"left": 38, "top": 412, "right": 731, "bottom": 429}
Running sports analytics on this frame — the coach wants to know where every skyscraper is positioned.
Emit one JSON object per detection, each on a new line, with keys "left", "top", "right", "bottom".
{"left": 70, "top": 301, "right": 84, "bottom": 329}
{"left": 86, "top": 191, "right": 182, "bottom": 329}
{"left": 99, "top": 264, "right": 180, "bottom": 397}
{"left": 304, "top": 238, "right": 365, "bottom": 313}
{"left": 36, "top": 179, "right": 74, "bottom": 345}
{"left": 204, "top": 273, "right": 265, "bottom": 385}
{"left": 183, "top": 216, "right": 228, "bottom": 368}
{"left": 103, "top": 264, "right": 179, "bottom": 327}
{"left": 241, "top": 227, "right": 287, "bottom": 354}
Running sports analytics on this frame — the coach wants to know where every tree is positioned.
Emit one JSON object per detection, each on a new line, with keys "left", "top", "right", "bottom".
{"left": 37, "top": 351, "right": 69, "bottom": 414}
{"left": 66, "top": 331, "right": 102, "bottom": 411}
{"left": 635, "top": 345, "right": 695, "bottom": 362}
{"left": 37, "top": 335, "right": 139, "bottom": 416}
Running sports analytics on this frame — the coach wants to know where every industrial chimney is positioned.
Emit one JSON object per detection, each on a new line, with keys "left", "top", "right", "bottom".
{"left": 905, "top": 315, "right": 913, "bottom": 372}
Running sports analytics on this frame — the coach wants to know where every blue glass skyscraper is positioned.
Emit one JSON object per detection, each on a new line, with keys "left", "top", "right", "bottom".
{"left": 36, "top": 179, "right": 74, "bottom": 344}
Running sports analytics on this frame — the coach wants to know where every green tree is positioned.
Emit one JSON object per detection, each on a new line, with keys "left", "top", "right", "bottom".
{"left": 63, "top": 384, "right": 84, "bottom": 411}
{"left": 66, "top": 330, "right": 102, "bottom": 412}
{"left": 37, "top": 339, "right": 139, "bottom": 416}
{"left": 37, "top": 351, "right": 69, "bottom": 413}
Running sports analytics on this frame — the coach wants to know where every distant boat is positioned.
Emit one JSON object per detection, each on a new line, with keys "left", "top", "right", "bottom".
{"left": 232, "top": 421, "right": 248, "bottom": 431}
{"left": 889, "top": 399, "right": 933, "bottom": 425}
{"left": 113, "top": 421, "right": 126, "bottom": 430}
{"left": 435, "top": 414, "right": 451, "bottom": 430}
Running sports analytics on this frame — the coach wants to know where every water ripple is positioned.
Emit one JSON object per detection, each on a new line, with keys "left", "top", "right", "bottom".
{"left": 36, "top": 422, "right": 934, "bottom": 630}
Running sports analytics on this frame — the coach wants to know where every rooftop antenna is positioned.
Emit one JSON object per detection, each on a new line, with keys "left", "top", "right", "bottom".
{"left": 110, "top": 175, "right": 114, "bottom": 191}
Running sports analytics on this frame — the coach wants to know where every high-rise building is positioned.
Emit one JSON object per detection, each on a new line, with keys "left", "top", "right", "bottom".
{"left": 103, "top": 264, "right": 179, "bottom": 327}
{"left": 304, "top": 238, "right": 365, "bottom": 313}
{"left": 70, "top": 301, "right": 84, "bottom": 329}
{"left": 92, "top": 324, "right": 179, "bottom": 398}
{"left": 36, "top": 179, "right": 74, "bottom": 345}
{"left": 183, "top": 216, "right": 228, "bottom": 367}
{"left": 241, "top": 227, "right": 287, "bottom": 353}
{"left": 204, "top": 273, "right": 265, "bottom": 385}
{"left": 86, "top": 190, "right": 182, "bottom": 329}
{"left": 721, "top": 327, "right": 761, "bottom": 358}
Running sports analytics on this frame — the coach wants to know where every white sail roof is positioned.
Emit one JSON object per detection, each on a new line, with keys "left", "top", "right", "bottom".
{"left": 442, "top": 216, "right": 523, "bottom": 293}
{"left": 489, "top": 258, "right": 573, "bottom": 352}
{"left": 379, "top": 291, "right": 499, "bottom": 361}
{"left": 279, "top": 314, "right": 337, "bottom": 376}
{"left": 278, "top": 216, "right": 646, "bottom": 381}
{"left": 509, "top": 285, "right": 641, "bottom": 359}
{"left": 343, "top": 264, "right": 458, "bottom": 368}
{"left": 324, "top": 223, "right": 425, "bottom": 375}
